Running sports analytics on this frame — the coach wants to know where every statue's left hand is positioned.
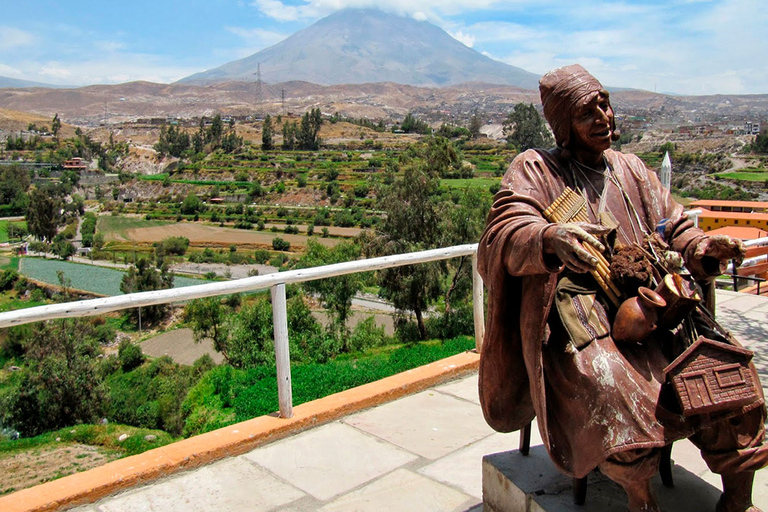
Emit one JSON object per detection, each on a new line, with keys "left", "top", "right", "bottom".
{"left": 691, "top": 235, "right": 746, "bottom": 277}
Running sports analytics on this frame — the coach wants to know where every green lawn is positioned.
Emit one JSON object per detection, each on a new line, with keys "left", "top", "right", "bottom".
{"left": 96, "top": 216, "right": 173, "bottom": 237}
{"left": 716, "top": 169, "right": 768, "bottom": 182}
{"left": 0, "top": 219, "right": 26, "bottom": 243}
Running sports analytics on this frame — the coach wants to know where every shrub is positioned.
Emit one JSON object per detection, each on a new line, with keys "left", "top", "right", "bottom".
{"left": 254, "top": 249, "right": 270, "bottom": 264}
{"left": 272, "top": 237, "right": 290, "bottom": 251}
{"left": 348, "top": 316, "right": 388, "bottom": 352}
{"left": 0, "top": 269, "right": 19, "bottom": 291}
{"left": 156, "top": 236, "right": 190, "bottom": 256}
{"left": 118, "top": 340, "right": 144, "bottom": 372}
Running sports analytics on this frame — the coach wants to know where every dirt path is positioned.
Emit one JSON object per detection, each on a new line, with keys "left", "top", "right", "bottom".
{"left": 140, "top": 328, "right": 225, "bottom": 366}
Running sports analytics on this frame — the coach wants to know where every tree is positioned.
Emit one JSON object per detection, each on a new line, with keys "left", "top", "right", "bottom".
{"left": 51, "top": 113, "right": 61, "bottom": 142}
{"left": 185, "top": 297, "right": 231, "bottom": 363}
{"left": 298, "top": 240, "right": 363, "bottom": 343}
{"left": 753, "top": 131, "right": 768, "bottom": 154}
{"left": 423, "top": 136, "right": 465, "bottom": 178}
{"left": 52, "top": 239, "right": 76, "bottom": 260}
{"left": 26, "top": 187, "right": 60, "bottom": 242}
{"left": 180, "top": 193, "right": 203, "bottom": 215}
{"left": 0, "top": 164, "right": 31, "bottom": 214}
{"left": 400, "top": 113, "right": 431, "bottom": 134}
{"left": 1, "top": 319, "right": 108, "bottom": 436}
{"left": 503, "top": 103, "right": 553, "bottom": 151}
{"left": 297, "top": 108, "right": 322, "bottom": 150}
{"left": 262, "top": 114, "right": 274, "bottom": 150}
{"left": 372, "top": 160, "right": 445, "bottom": 340}
{"left": 469, "top": 108, "right": 483, "bottom": 139}
{"left": 207, "top": 114, "right": 223, "bottom": 147}
{"left": 282, "top": 121, "right": 297, "bottom": 150}
{"left": 120, "top": 259, "right": 174, "bottom": 325}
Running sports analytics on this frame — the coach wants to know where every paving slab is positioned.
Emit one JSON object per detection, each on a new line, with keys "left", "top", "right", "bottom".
{"left": 244, "top": 422, "right": 417, "bottom": 502}
{"left": 344, "top": 389, "right": 495, "bottom": 460}
{"left": 435, "top": 374, "right": 481, "bottom": 405}
{"left": 94, "top": 457, "right": 304, "bottom": 512}
{"left": 420, "top": 431, "right": 518, "bottom": 499}
{"left": 317, "top": 468, "right": 473, "bottom": 512}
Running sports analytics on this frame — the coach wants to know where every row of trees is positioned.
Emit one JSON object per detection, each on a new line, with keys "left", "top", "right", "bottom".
{"left": 154, "top": 114, "right": 244, "bottom": 158}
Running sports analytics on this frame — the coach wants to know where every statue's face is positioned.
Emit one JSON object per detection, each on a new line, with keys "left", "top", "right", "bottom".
{"left": 569, "top": 92, "right": 614, "bottom": 155}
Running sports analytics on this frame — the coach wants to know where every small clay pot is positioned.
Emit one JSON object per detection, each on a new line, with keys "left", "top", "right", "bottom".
{"left": 613, "top": 287, "right": 667, "bottom": 344}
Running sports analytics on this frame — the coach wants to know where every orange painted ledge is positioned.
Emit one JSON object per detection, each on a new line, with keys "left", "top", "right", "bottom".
{"left": 0, "top": 350, "right": 480, "bottom": 512}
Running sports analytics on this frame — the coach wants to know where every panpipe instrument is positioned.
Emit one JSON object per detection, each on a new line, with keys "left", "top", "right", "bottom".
{"left": 543, "top": 187, "right": 622, "bottom": 307}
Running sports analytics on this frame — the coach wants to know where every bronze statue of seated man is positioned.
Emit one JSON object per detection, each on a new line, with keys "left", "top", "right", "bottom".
{"left": 477, "top": 63, "right": 767, "bottom": 512}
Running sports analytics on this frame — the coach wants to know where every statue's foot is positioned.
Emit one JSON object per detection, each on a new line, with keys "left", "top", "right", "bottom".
{"left": 626, "top": 491, "right": 660, "bottom": 512}
{"left": 715, "top": 494, "right": 762, "bottom": 512}
{"left": 717, "top": 472, "right": 760, "bottom": 512}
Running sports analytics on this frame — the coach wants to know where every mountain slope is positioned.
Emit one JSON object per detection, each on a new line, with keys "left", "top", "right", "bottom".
{"left": 0, "top": 75, "right": 64, "bottom": 89}
{"left": 179, "top": 8, "right": 540, "bottom": 89}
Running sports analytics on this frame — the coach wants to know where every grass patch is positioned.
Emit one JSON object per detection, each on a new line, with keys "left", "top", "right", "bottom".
{"left": 96, "top": 216, "right": 174, "bottom": 239}
{"left": 441, "top": 177, "right": 500, "bottom": 189}
{"left": 716, "top": 170, "right": 768, "bottom": 182}
{"left": 0, "top": 424, "right": 174, "bottom": 457}
{"left": 182, "top": 336, "right": 475, "bottom": 436}
{"left": 0, "top": 220, "right": 26, "bottom": 243}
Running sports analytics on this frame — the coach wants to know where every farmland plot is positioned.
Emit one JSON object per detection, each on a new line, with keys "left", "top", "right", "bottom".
{"left": 20, "top": 258, "right": 209, "bottom": 297}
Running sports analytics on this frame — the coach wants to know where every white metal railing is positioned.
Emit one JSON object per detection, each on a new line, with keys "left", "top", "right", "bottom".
{"left": 0, "top": 244, "right": 484, "bottom": 419}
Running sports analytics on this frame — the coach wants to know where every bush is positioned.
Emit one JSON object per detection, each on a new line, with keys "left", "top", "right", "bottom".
{"left": 0, "top": 269, "right": 19, "bottom": 291}
{"left": 272, "top": 237, "right": 291, "bottom": 251}
{"left": 118, "top": 340, "right": 144, "bottom": 372}
{"left": 106, "top": 355, "right": 208, "bottom": 435}
{"left": 425, "top": 305, "right": 474, "bottom": 340}
{"left": 156, "top": 236, "right": 190, "bottom": 256}
{"left": 2, "top": 319, "right": 108, "bottom": 437}
{"left": 348, "top": 317, "right": 388, "bottom": 352}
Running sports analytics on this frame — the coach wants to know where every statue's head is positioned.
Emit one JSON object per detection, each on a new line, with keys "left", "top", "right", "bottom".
{"left": 539, "top": 64, "right": 619, "bottom": 151}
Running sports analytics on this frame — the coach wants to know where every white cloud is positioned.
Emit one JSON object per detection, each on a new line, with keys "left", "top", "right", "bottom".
{"left": 94, "top": 40, "right": 127, "bottom": 53}
{"left": 449, "top": 30, "right": 475, "bottom": 48}
{"left": 226, "top": 26, "right": 289, "bottom": 55}
{"left": 0, "top": 27, "right": 35, "bottom": 50}
{"left": 0, "top": 63, "right": 22, "bottom": 77}
{"left": 250, "top": 0, "right": 505, "bottom": 22}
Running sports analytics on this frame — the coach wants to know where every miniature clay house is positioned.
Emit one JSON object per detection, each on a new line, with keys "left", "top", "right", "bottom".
{"left": 664, "top": 336, "right": 759, "bottom": 416}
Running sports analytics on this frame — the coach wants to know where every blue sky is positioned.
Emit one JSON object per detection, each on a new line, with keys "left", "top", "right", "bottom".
{"left": 1, "top": 0, "right": 766, "bottom": 95}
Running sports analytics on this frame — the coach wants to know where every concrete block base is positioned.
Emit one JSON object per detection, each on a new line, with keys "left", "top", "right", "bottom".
{"left": 482, "top": 446, "right": 723, "bottom": 512}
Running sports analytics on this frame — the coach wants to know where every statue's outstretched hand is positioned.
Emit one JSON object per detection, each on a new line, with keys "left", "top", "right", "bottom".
{"left": 690, "top": 235, "right": 746, "bottom": 278}
{"left": 543, "top": 222, "right": 610, "bottom": 273}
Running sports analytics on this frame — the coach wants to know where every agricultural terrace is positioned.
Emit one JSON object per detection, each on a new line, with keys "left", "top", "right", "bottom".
{"left": 19, "top": 258, "right": 210, "bottom": 297}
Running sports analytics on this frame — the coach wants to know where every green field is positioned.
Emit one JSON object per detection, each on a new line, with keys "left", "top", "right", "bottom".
{"left": 96, "top": 216, "right": 173, "bottom": 236}
{"left": 0, "top": 219, "right": 26, "bottom": 243}
{"left": 19, "top": 258, "right": 210, "bottom": 296}
{"left": 716, "top": 169, "right": 768, "bottom": 182}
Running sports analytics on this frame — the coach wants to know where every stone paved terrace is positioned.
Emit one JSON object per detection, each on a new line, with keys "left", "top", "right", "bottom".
{"left": 4, "top": 290, "right": 768, "bottom": 512}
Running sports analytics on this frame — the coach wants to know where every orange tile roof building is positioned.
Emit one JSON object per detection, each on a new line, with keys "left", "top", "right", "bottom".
{"left": 690, "top": 200, "right": 768, "bottom": 233}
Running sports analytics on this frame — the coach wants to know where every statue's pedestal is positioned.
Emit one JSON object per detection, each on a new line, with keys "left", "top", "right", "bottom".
{"left": 482, "top": 446, "right": 722, "bottom": 512}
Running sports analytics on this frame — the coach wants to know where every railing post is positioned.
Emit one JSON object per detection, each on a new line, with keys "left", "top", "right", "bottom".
{"left": 472, "top": 253, "right": 485, "bottom": 352}
{"left": 271, "top": 283, "right": 293, "bottom": 418}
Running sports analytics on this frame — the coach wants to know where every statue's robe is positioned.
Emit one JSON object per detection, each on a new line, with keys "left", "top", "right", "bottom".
{"left": 478, "top": 148, "right": 766, "bottom": 478}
